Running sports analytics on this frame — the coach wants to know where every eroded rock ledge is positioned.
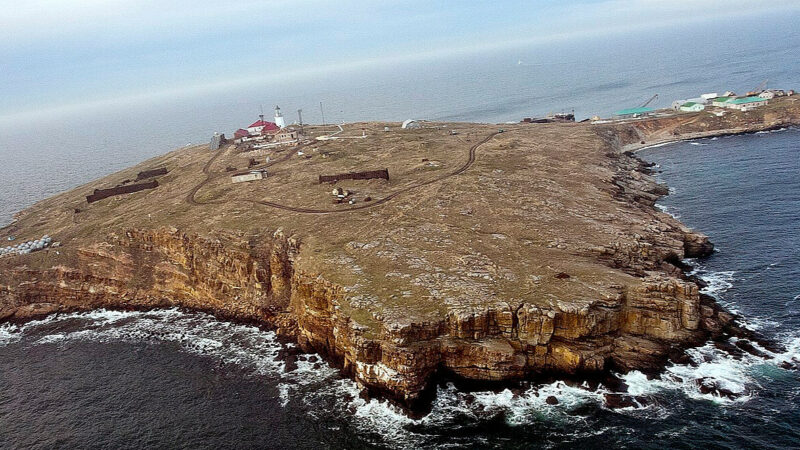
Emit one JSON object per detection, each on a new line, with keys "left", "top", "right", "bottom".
{"left": 0, "top": 226, "right": 732, "bottom": 409}
{"left": 2, "top": 99, "right": 798, "bottom": 411}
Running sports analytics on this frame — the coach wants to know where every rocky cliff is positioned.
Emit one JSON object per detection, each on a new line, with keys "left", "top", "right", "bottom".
{"left": 0, "top": 225, "right": 733, "bottom": 410}
{"left": 2, "top": 98, "right": 797, "bottom": 412}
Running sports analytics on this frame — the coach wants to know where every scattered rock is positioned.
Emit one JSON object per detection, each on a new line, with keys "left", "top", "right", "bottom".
{"left": 604, "top": 393, "right": 637, "bottom": 409}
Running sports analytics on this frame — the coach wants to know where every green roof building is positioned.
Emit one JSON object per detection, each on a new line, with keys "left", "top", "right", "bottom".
{"left": 613, "top": 107, "right": 655, "bottom": 117}
{"left": 680, "top": 102, "right": 705, "bottom": 112}
{"left": 728, "top": 96, "right": 766, "bottom": 104}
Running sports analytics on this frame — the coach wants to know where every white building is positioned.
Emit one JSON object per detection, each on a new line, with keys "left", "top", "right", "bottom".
{"left": 759, "top": 91, "right": 776, "bottom": 99}
{"left": 701, "top": 93, "right": 719, "bottom": 100}
{"left": 687, "top": 97, "right": 709, "bottom": 105}
{"left": 247, "top": 118, "right": 270, "bottom": 135}
{"left": 231, "top": 169, "right": 268, "bottom": 183}
{"left": 274, "top": 106, "right": 286, "bottom": 129}
{"left": 671, "top": 100, "right": 687, "bottom": 111}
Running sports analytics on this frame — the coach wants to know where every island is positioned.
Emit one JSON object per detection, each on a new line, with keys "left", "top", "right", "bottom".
{"left": 2, "top": 95, "right": 799, "bottom": 412}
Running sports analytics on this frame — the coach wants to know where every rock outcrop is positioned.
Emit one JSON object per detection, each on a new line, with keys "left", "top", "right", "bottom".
{"left": 0, "top": 224, "right": 733, "bottom": 409}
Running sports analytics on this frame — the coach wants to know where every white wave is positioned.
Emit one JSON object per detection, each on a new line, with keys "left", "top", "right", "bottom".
{"left": 620, "top": 343, "right": 751, "bottom": 405}
{"left": 689, "top": 142, "right": 708, "bottom": 146}
{"left": 655, "top": 203, "right": 681, "bottom": 219}
{"left": 6, "top": 306, "right": 800, "bottom": 449}
{"left": 637, "top": 141, "right": 680, "bottom": 151}
{"left": 755, "top": 128, "right": 787, "bottom": 135}
{"left": 0, "top": 322, "right": 21, "bottom": 346}
{"left": 620, "top": 328, "right": 800, "bottom": 409}
{"left": 700, "top": 270, "right": 735, "bottom": 299}
{"left": 278, "top": 383, "right": 291, "bottom": 407}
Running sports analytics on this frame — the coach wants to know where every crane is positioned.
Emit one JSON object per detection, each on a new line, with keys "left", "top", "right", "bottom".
{"left": 640, "top": 94, "right": 658, "bottom": 108}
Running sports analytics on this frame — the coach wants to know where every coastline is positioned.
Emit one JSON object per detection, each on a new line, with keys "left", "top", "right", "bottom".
{"left": 626, "top": 123, "right": 796, "bottom": 153}
{"left": 2, "top": 98, "right": 800, "bottom": 414}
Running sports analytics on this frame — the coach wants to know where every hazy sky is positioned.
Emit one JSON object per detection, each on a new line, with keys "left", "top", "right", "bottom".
{"left": 2, "top": 0, "right": 798, "bottom": 119}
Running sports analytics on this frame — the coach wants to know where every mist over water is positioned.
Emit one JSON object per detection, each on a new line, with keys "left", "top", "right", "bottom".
{"left": 2, "top": 12, "right": 800, "bottom": 449}
{"left": 1, "top": 13, "right": 799, "bottom": 225}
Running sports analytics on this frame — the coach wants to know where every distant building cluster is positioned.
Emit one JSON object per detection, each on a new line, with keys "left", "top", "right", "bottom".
{"left": 232, "top": 106, "right": 301, "bottom": 146}
{"left": 611, "top": 85, "right": 793, "bottom": 120}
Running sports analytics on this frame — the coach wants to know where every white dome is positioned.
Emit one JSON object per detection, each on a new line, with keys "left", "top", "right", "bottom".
{"left": 401, "top": 119, "right": 421, "bottom": 129}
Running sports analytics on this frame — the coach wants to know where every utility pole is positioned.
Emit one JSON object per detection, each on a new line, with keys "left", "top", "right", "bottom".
{"left": 320, "top": 101, "right": 326, "bottom": 127}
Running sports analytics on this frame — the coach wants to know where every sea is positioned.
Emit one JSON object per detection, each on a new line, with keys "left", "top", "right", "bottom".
{"left": 2, "top": 12, "right": 800, "bottom": 449}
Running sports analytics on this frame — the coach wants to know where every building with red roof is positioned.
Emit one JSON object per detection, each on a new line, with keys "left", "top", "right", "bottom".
{"left": 247, "top": 119, "right": 279, "bottom": 135}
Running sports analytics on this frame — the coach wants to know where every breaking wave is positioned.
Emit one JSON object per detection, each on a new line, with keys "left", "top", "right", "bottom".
{"left": 3, "top": 303, "right": 799, "bottom": 449}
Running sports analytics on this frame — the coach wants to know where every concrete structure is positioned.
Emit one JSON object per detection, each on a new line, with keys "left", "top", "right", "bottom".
{"left": 273, "top": 128, "right": 299, "bottom": 144}
{"left": 401, "top": 119, "right": 421, "bottom": 129}
{"left": 209, "top": 133, "right": 226, "bottom": 151}
{"left": 701, "top": 93, "right": 719, "bottom": 100}
{"left": 274, "top": 106, "right": 286, "bottom": 129}
{"left": 759, "top": 91, "right": 776, "bottom": 100}
{"left": 613, "top": 107, "right": 655, "bottom": 119}
{"left": 679, "top": 102, "right": 705, "bottom": 112}
{"left": 231, "top": 169, "right": 268, "bottom": 183}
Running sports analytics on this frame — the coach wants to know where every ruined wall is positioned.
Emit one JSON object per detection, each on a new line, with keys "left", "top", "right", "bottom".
{"left": 86, "top": 180, "right": 159, "bottom": 203}
{"left": 318, "top": 169, "right": 389, "bottom": 184}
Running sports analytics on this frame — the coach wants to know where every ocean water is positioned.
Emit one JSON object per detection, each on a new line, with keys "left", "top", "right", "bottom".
{"left": 2, "top": 11, "right": 800, "bottom": 450}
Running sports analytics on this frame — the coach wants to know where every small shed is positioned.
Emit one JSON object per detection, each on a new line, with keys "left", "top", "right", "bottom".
{"left": 231, "top": 169, "right": 267, "bottom": 183}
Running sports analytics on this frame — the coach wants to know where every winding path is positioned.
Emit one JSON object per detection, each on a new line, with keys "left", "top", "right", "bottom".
{"left": 186, "top": 131, "right": 501, "bottom": 214}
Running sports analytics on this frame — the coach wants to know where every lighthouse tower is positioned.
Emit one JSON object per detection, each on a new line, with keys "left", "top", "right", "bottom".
{"left": 274, "top": 105, "right": 286, "bottom": 129}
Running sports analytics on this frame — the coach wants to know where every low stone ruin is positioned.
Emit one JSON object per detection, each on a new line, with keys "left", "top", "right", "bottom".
{"left": 318, "top": 169, "right": 389, "bottom": 184}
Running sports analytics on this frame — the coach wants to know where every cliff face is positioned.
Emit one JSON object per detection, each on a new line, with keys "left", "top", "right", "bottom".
{"left": 4, "top": 100, "right": 796, "bottom": 410}
{"left": 0, "top": 223, "right": 731, "bottom": 408}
